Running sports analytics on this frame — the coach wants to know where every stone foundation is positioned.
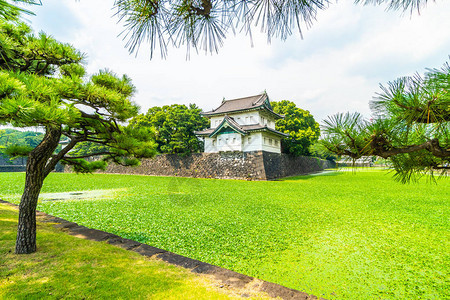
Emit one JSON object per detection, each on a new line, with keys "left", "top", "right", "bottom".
{"left": 97, "top": 151, "right": 335, "bottom": 180}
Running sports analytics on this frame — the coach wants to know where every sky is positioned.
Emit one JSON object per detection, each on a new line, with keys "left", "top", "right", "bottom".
{"left": 21, "top": 0, "right": 450, "bottom": 124}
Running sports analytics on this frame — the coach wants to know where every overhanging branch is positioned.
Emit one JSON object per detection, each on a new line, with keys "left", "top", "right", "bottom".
{"left": 64, "top": 151, "right": 114, "bottom": 159}
{"left": 44, "top": 137, "right": 80, "bottom": 176}
{"left": 373, "top": 138, "right": 449, "bottom": 159}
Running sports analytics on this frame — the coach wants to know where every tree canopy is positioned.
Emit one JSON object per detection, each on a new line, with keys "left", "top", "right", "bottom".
{"left": 1, "top": 11, "right": 156, "bottom": 254}
{"left": 0, "top": 128, "right": 43, "bottom": 149}
{"left": 0, "top": 0, "right": 39, "bottom": 21}
{"left": 114, "top": 0, "right": 430, "bottom": 58}
{"left": 0, "top": 18, "right": 156, "bottom": 171}
{"left": 309, "top": 141, "right": 337, "bottom": 161}
{"left": 272, "top": 100, "right": 320, "bottom": 156}
{"left": 322, "top": 62, "right": 449, "bottom": 182}
{"left": 130, "top": 104, "right": 208, "bottom": 155}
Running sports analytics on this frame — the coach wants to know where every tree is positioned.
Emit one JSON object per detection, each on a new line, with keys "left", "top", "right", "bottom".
{"left": 271, "top": 100, "right": 320, "bottom": 156}
{"left": 113, "top": 0, "right": 430, "bottom": 58}
{"left": 130, "top": 104, "right": 208, "bottom": 155}
{"left": 0, "top": 129, "right": 44, "bottom": 162}
{"left": 0, "top": 14, "right": 156, "bottom": 254}
{"left": 68, "top": 141, "right": 111, "bottom": 158}
{"left": 309, "top": 141, "right": 337, "bottom": 162}
{"left": 0, "top": 129, "right": 43, "bottom": 149}
{"left": 321, "top": 62, "right": 449, "bottom": 182}
{"left": 0, "top": 0, "right": 39, "bottom": 21}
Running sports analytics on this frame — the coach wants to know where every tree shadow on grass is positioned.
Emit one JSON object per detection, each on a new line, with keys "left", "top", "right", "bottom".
{"left": 0, "top": 205, "right": 204, "bottom": 299}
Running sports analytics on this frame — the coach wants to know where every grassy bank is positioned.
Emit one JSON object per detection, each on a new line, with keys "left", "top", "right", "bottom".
{"left": 1, "top": 170, "right": 448, "bottom": 299}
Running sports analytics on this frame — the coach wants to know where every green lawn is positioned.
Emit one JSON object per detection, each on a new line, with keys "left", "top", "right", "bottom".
{"left": 1, "top": 170, "right": 448, "bottom": 299}
{"left": 0, "top": 203, "right": 256, "bottom": 299}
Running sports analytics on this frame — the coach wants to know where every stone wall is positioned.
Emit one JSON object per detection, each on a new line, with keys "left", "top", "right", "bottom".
{"left": 100, "top": 151, "right": 335, "bottom": 180}
{"left": 0, "top": 154, "right": 26, "bottom": 172}
{"left": 262, "top": 152, "right": 335, "bottom": 180}
{"left": 0, "top": 154, "right": 64, "bottom": 173}
{"left": 0, "top": 165, "right": 27, "bottom": 172}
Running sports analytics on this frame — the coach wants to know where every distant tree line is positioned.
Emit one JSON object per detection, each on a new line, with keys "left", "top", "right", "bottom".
{"left": 126, "top": 100, "right": 322, "bottom": 157}
{"left": 1, "top": 102, "right": 324, "bottom": 158}
{"left": 0, "top": 129, "right": 43, "bottom": 148}
{"left": 0, "top": 129, "right": 43, "bottom": 161}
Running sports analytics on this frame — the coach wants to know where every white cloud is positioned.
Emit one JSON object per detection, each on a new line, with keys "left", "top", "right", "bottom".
{"left": 26, "top": 0, "right": 450, "bottom": 123}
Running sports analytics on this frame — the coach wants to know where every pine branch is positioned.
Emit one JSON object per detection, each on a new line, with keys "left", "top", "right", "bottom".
{"left": 64, "top": 151, "right": 114, "bottom": 159}
{"left": 44, "top": 137, "right": 79, "bottom": 176}
{"left": 373, "top": 138, "right": 449, "bottom": 159}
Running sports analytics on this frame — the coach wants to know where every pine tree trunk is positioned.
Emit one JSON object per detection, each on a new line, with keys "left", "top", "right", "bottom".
{"left": 15, "top": 168, "right": 45, "bottom": 254}
{"left": 15, "top": 127, "right": 61, "bottom": 254}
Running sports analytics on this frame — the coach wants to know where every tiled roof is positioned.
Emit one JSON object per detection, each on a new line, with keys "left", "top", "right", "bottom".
{"left": 208, "top": 116, "right": 247, "bottom": 137}
{"left": 194, "top": 116, "right": 288, "bottom": 138}
{"left": 202, "top": 93, "right": 283, "bottom": 119}
{"left": 241, "top": 124, "right": 288, "bottom": 137}
{"left": 194, "top": 128, "right": 214, "bottom": 136}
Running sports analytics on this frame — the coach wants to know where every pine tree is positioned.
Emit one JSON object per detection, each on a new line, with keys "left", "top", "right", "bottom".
{"left": 322, "top": 62, "right": 449, "bottom": 182}
{"left": 0, "top": 13, "right": 156, "bottom": 254}
{"left": 113, "top": 0, "right": 431, "bottom": 58}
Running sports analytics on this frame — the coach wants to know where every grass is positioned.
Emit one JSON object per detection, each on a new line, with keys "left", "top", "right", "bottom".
{"left": 0, "top": 203, "right": 264, "bottom": 299}
{"left": 1, "top": 170, "right": 449, "bottom": 299}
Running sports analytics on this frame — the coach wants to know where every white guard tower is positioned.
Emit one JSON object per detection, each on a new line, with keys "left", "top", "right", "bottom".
{"left": 195, "top": 93, "right": 288, "bottom": 153}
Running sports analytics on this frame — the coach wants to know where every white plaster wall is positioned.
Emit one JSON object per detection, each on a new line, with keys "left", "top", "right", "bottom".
{"left": 261, "top": 133, "right": 282, "bottom": 153}
{"left": 259, "top": 112, "right": 277, "bottom": 130}
{"left": 242, "top": 132, "right": 262, "bottom": 152}
{"left": 209, "top": 112, "right": 262, "bottom": 127}
{"left": 204, "top": 132, "right": 281, "bottom": 153}
{"left": 204, "top": 134, "right": 242, "bottom": 153}
{"left": 204, "top": 137, "right": 218, "bottom": 153}
{"left": 210, "top": 116, "right": 224, "bottom": 128}
{"left": 209, "top": 111, "right": 278, "bottom": 129}
{"left": 205, "top": 132, "right": 262, "bottom": 153}
{"left": 204, "top": 110, "right": 281, "bottom": 153}
{"left": 232, "top": 112, "right": 259, "bottom": 125}
{"left": 216, "top": 133, "right": 242, "bottom": 152}
{"left": 233, "top": 111, "right": 277, "bottom": 128}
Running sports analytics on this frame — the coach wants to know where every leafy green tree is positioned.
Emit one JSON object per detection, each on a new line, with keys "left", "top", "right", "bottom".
{"left": 0, "top": 13, "right": 156, "bottom": 254}
{"left": 322, "top": 62, "right": 449, "bottom": 182}
{"left": 272, "top": 100, "right": 320, "bottom": 156}
{"left": 0, "top": 128, "right": 43, "bottom": 149}
{"left": 130, "top": 104, "right": 208, "bottom": 155}
{"left": 309, "top": 141, "right": 337, "bottom": 161}
{"left": 114, "top": 0, "right": 430, "bottom": 57}
{"left": 0, "top": 129, "right": 44, "bottom": 163}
